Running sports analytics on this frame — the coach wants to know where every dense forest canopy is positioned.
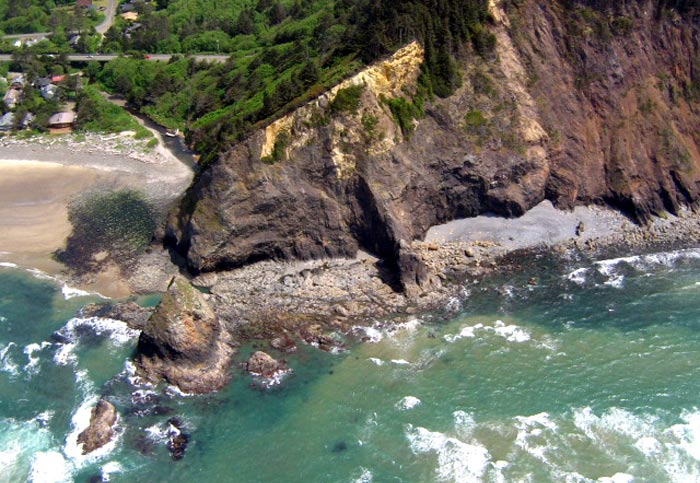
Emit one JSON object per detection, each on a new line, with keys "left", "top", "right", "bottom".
{"left": 97, "top": 0, "right": 494, "bottom": 161}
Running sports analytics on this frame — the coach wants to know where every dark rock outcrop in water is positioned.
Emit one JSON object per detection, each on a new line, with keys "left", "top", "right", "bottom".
{"left": 165, "top": 2, "right": 700, "bottom": 290}
{"left": 134, "top": 275, "right": 233, "bottom": 393}
{"left": 80, "top": 302, "right": 154, "bottom": 331}
{"left": 77, "top": 399, "right": 118, "bottom": 454}
{"left": 246, "top": 351, "right": 285, "bottom": 378}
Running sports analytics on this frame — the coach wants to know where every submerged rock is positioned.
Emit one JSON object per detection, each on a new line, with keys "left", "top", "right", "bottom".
{"left": 270, "top": 334, "right": 297, "bottom": 353}
{"left": 166, "top": 418, "right": 189, "bottom": 460}
{"left": 134, "top": 275, "right": 234, "bottom": 394}
{"left": 77, "top": 399, "right": 118, "bottom": 454}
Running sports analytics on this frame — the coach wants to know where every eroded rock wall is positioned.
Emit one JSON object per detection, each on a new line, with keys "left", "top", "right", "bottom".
{"left": 166, "top": 0, "right": 700, "bottom": 289}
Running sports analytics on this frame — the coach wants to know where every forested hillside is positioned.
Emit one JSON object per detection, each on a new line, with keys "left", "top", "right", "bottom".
{"left": 99, "top": 0, "right": 493, "bottom": 161}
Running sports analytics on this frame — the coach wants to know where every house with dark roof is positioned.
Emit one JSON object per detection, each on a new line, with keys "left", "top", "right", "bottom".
{"left": 48, "top": 111, "right": 76, "bottom": 133}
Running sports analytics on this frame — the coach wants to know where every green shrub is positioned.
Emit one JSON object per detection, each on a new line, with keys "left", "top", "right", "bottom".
{"left": 134, "top": 126, "right": 153, "bottom": 139}
{"left": 384, "top": 96, "right": 422, "bottom": 136}
{"left": 146, "top": 138, "right": 159, "bottom": 149}
{"left": 465, "top": 110, "right": 488, "bottom": 128}
{"left": 330, "top": 84, "right": 364, "bottom": 114}
{"left": 261, "top": 131, "right": 290, "bottom": 164}
{"left": 361, "top": 113, "right": 381, "bottom": 141}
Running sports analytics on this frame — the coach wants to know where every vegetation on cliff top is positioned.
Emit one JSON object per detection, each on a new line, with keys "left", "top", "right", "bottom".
{"left": 96, "top": 0, "right": 494, "bottom": 163}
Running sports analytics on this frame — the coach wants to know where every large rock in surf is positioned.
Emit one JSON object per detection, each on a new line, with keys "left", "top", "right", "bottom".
{"left": 77, "top": 399, "right": 118, "bottom": 454}
{"left": 134, "top": 275, "right": 234, "bottom": 393}
{"left": 80, "top": 302, "right": 154, "bottom": 331}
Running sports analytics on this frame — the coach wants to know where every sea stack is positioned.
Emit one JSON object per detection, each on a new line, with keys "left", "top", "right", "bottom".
{"left": 77, "top": 399, "right": 118, "bottom": 454}
{"left": 134, "top": 275, "right": 234, "bottom": 393}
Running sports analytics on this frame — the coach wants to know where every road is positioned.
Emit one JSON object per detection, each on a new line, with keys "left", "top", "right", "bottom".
{"left": 0, "top": 53, "right": 229, "bottom": 63}
{"left": 95, "top": 0, "right": 118, "bottom": 35}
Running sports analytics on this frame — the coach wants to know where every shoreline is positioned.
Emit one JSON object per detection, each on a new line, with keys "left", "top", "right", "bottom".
{"left": 191, "top": 201, "right": 700, "bottom": 349}
{"left": 0, "top": 133, "right": 193, "bottom": 298}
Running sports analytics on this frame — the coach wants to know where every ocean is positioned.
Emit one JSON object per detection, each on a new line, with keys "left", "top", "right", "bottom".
{"left": 2, "top": 246, "right": 700, "bottom": 483}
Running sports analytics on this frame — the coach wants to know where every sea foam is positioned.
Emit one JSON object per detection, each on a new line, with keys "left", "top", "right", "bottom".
{"left": 444, "top": 320, "right": 531, "bottom": 344}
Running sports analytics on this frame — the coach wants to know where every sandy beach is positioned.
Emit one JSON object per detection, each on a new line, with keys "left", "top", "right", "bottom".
{"left": 0, "top": 134, "right": 193, "bottom": 298}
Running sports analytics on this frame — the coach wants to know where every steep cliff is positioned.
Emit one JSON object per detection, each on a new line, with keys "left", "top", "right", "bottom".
{"left": 166, "top": 0, "right": 700, "bottom": 291}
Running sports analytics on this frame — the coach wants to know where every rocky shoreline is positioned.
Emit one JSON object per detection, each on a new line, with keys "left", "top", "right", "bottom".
{"left": 100, "top": 202, "right": 700, "bottom": 394}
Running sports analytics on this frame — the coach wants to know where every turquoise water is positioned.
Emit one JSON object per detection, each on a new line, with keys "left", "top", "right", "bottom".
{"left": 2, "top": 248, "right": 700, "bottom": 482}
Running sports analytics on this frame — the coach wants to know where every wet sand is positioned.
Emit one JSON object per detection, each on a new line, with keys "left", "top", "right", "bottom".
{"left": 0, "top": 140, "right": 193, "bottom": 298}
{"left": 0, "top": 160, "right": 100, "bottom": 254}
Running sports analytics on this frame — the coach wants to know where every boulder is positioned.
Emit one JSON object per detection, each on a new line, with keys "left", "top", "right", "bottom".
{"left": 270, "top": 334, "right": 297, "bottom": 353}
{"left": 77, "top": 399, "right": 118, "bottom": 454}
{"left": 246, "top": 351, "right": 284, "bottom": 378}
{"left": 134, "top": 275, "right": 234, "bottom": 394}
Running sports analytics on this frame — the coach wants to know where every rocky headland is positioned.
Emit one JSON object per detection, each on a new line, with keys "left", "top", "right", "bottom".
{"left": 121, "top": 0, "right": 700, "bottom": 393}
{"left": 5, "top": 0, "right": 699, "bottom": 396}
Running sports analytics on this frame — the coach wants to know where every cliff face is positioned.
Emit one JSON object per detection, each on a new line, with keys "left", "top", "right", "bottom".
{"left": 166, "top": 0, "right": 700, "bottom": 290}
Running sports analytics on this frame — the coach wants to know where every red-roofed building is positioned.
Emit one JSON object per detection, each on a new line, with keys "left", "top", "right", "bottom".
{"left": 51, "top": 75, "right": 67, "bottom": 83}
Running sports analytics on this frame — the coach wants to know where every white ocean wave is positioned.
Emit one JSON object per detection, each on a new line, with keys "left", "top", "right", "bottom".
{"left": 165, "top": 385, "right": 196, "bottom": 398}
{"left": 29, "top": 451, "right": 71, "bottom": 483}
{"left": 0, "top": 342, "right": 19, "bottom": 377}
{"left": 353, "top": 318, "right": 423, "bottom": 343}
{"left": 0, "top": 262, "right": 18, "bottom": 268}
{"left": 368, "top": 357, "right": 384, "bottom": 366}
{"left": 514, "top": 412, "right": 558, "bottom": 465}
{"left": 566, "top": 267, "right": 589, "bottom": 285}
{"left": 0, "top": 417, "right": 59, "bottom": 483}
{"left": 597, "top": 474, "right": 634, "bottom": 483}
{"left": 444, "top": 320, "right": 531, "bottom": 344}
{"left": 34, "top": 411, "right": 54, "bottom": 428}
{"left": 396, "top": 396, "right": 421, "bottom": 411}
{"left": 53, "top": 342, "right": 77, "bottom": 367}
{"left": 453, "top": 411, "right": 477, "bottom": 439}
{"left": 390, "top": 359, "right": 411, "bottom": 365}
{"left": 101, "top": 461, "right": 124, "bottom": 481}
{"left": 250, "top": 367, "right": 293, "bottom": 389}
{"left": 23, "top": 342, "right": 51, "bottom": 376}
{"left": 406, "top": 422, "right": 491, "bottom": 483}
{"left": 25, "top": 268, "right": 108, "bottom": 301}
{"left": 351, "top": 467, "right": 373, "bottom": 483}
{"left": 52, "top": 317, "right": 140, "bottom": 367}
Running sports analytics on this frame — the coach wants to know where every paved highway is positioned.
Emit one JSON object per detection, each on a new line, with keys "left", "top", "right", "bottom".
{"left": 0, "top": 53, "right": 229, "bottom": 63}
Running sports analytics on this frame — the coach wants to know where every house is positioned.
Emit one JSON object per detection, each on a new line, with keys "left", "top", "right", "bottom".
{"left": 8, "top": 73, "right": 25, "bottom": 89}
{"left": 0, "top": 112, "right": 15, "bottom": 132}
{"left": 121, "top": 11, "right": 139, "bottom": 21}
{"left": 3, "top": 89, "right": 21, "bottom": 110}
{"left": 76, "top": 0, "right": 93, "bottom": 7}
{"left": 51, "top": 74, "right": 67, "bottom": 84}
{"left": 120, "top": 3, "right": 135, "bottom": 12}
{"left": 48, "top": 111, "right": 76, "bottom": 134}
{"left": 40, "top": 84, "right": 59, "bottom": 100}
